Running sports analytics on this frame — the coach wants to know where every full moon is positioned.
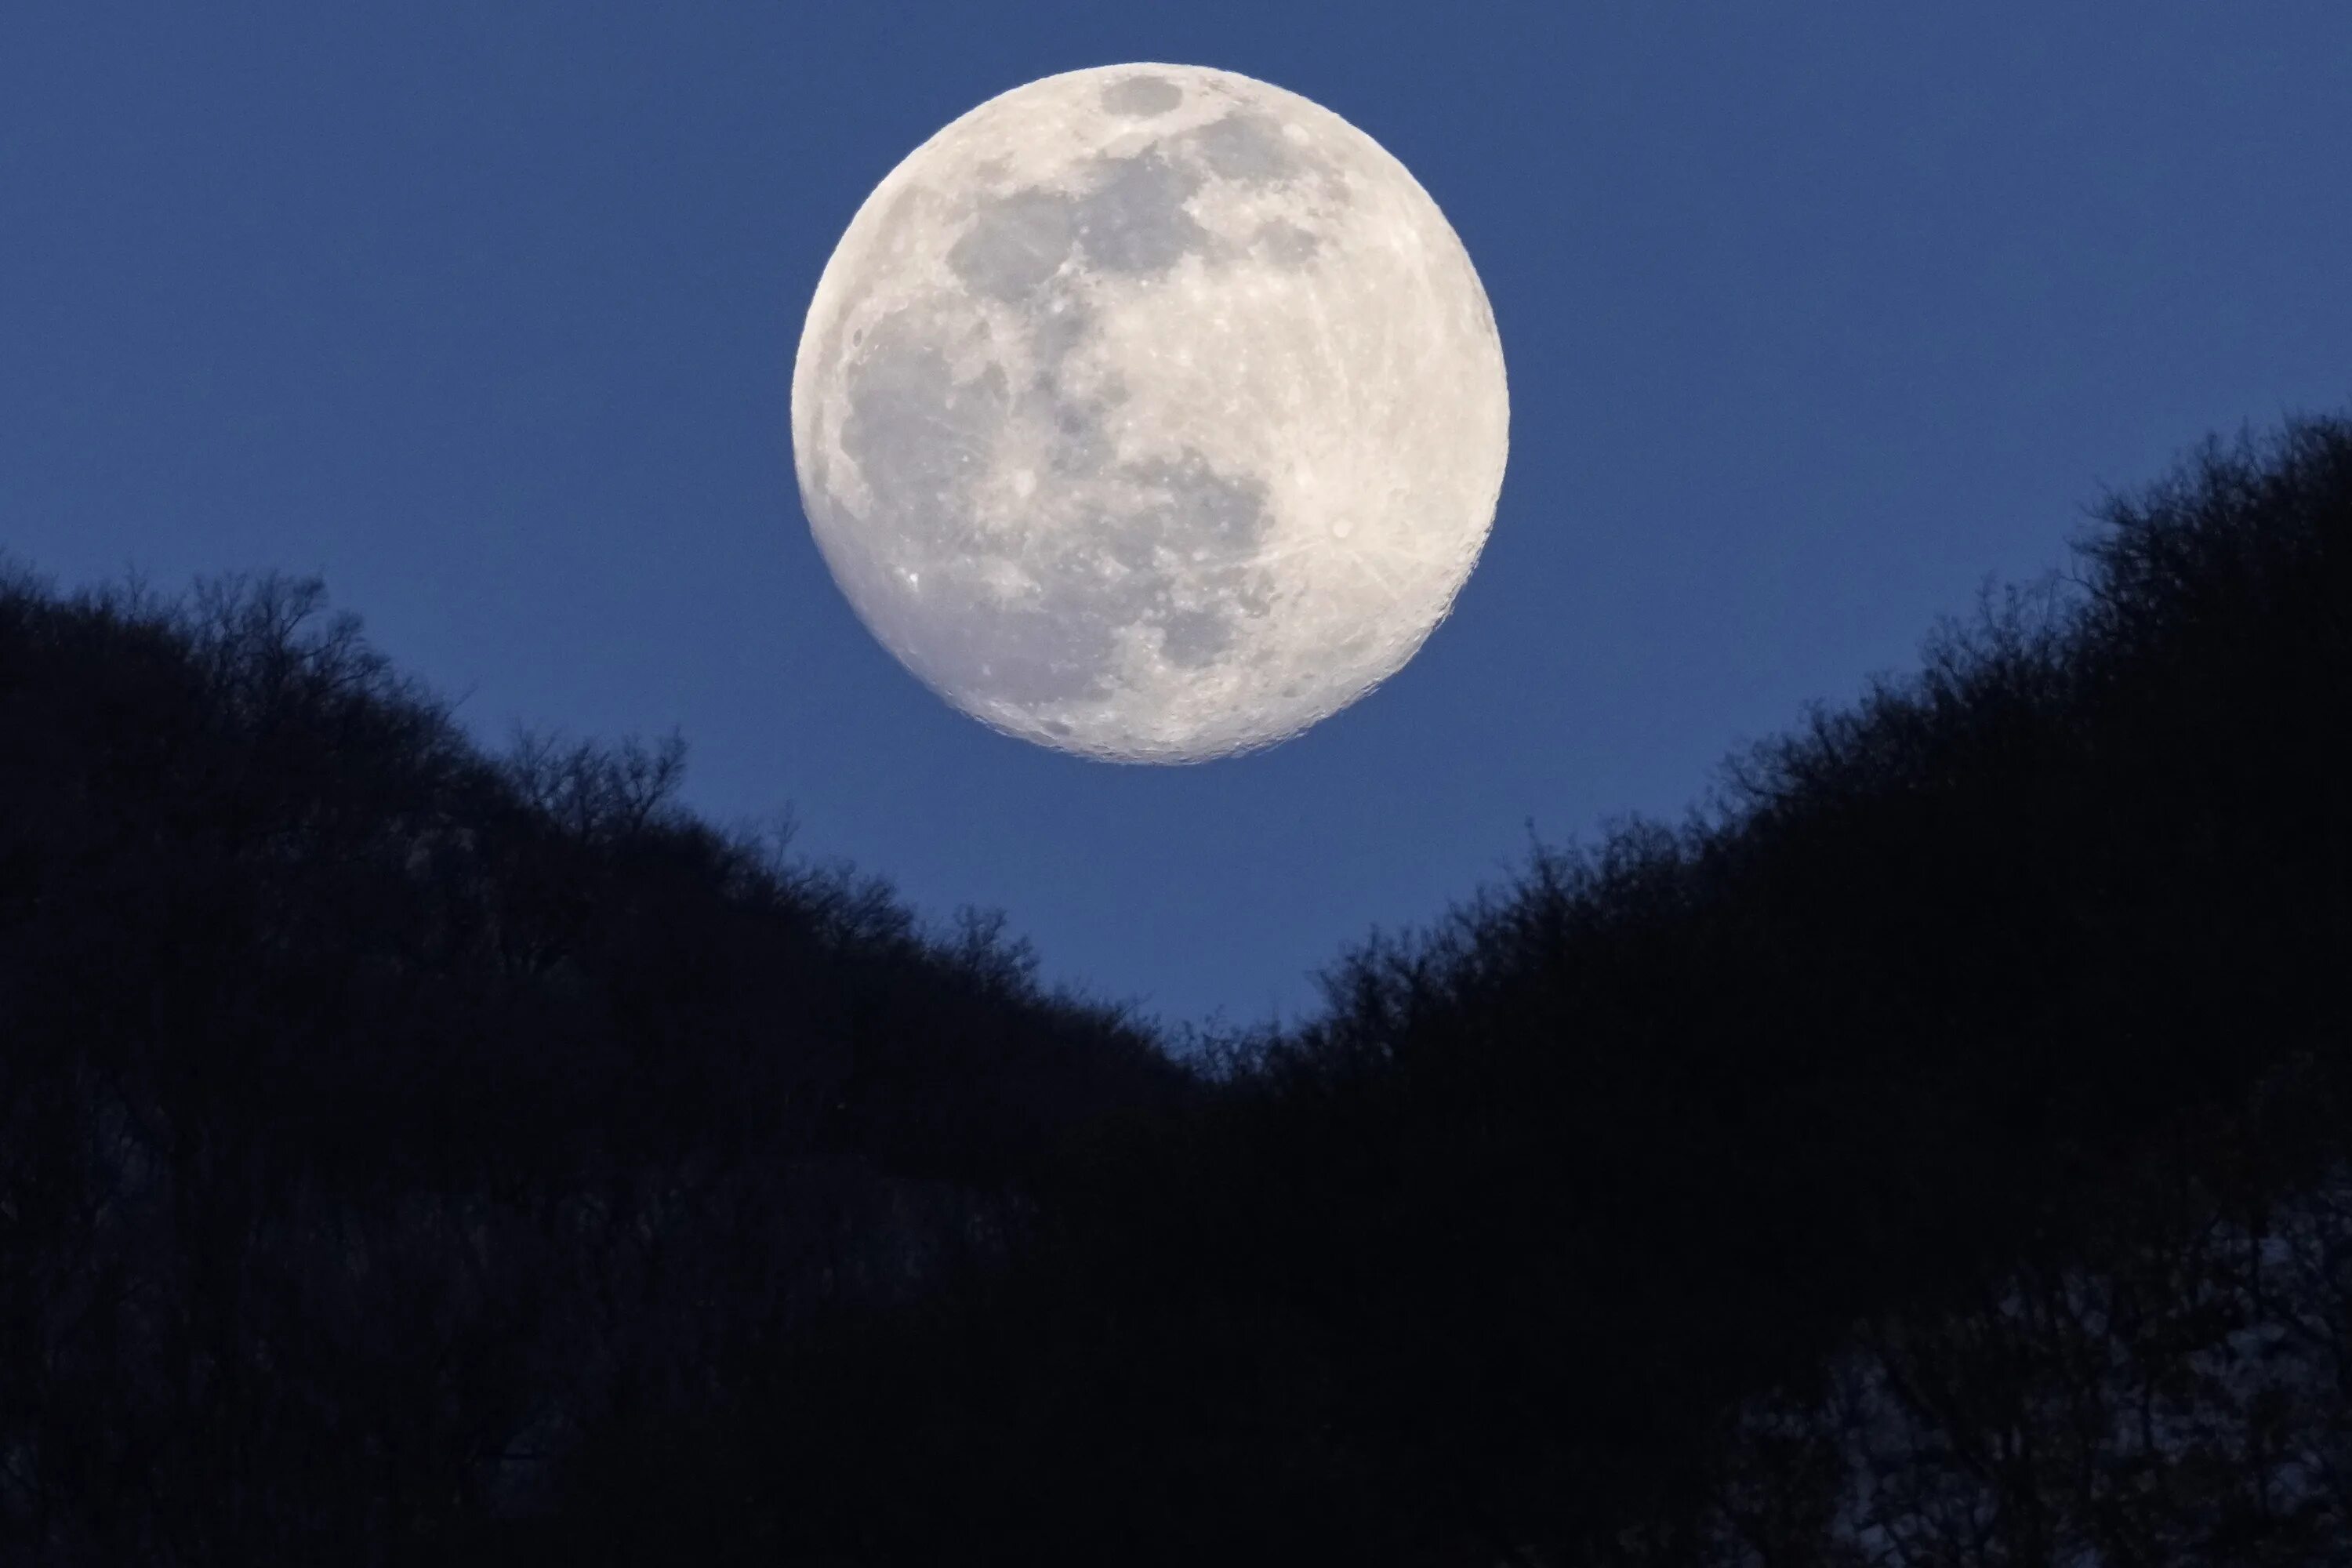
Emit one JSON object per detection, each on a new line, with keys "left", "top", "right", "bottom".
{"left": 791, "top": 64, "right": 1508, "bottom": 762}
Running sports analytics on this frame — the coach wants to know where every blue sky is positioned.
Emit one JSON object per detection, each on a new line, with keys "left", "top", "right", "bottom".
{"left": 4, "top": 2, "right": 2347, "bottom": 1036}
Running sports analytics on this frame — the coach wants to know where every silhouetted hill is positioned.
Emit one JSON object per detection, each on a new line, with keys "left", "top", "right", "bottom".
{"left": 1, "top": 412, "right": 2346, "bottom": 1566}
{"left": 0, "top": 566, "right": 1181, "bottom": 1559}
{"left": 619, "top": 416, "right": 2343, "bottom": 1567}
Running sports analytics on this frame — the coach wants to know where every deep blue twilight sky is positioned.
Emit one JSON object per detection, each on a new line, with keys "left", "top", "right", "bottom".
{"left": 4, "top": 4, "right": 2347, "bottom": 1036}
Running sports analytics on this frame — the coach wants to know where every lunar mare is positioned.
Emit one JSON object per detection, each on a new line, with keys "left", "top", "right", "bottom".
{"left": 792, "top": 64, "right": 1508, "bottom": 761}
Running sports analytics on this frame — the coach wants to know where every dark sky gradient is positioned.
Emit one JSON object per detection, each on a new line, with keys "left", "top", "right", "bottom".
{"left": 4, "top": 2, "right": 2347, "bottom": 1034}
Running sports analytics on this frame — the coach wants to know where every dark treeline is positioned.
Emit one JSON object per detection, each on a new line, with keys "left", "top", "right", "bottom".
{"left": 2, "top": 415, "right": 2347, "bottom": 1564}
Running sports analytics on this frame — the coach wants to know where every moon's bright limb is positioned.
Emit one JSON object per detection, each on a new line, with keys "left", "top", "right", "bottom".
{"left": 791, "top": 64, "right": 1508, "bottom": 763}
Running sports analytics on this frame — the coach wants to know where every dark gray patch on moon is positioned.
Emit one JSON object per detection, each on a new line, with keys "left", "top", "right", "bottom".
{"left": 1253, "top": 217, "right": 1321, "bottom": 267}
{"left": 1100, "top": 74, "right": 1183, "bottom": 117}
{"left": 1015, "top": 376, "right": 1119, "bottom": 478}
{"left": 840, "top": 310, "right": 1009, "bottom": 550}
{"left": 1073, "top": 151, "right": 1208, "bottom": 275}
{"left": 1189, "top": 111, "right": 1305, "bottom": 184}
{"left": 1072, "top": 447, "right": 1278, "bottom": 670}
{"left": 1156, "top": 608, "right": 1233, "bottom": 666}
{"left": 948, "top": 142, "right": 1210, "bottom": 310}
{"left": 912, "top": 589, "right": 1120, "bottom": 706}
{"left": 1124, "top": 448, "right": 1270, "bottom": 564}
{"left": 880, "top": 442, "right": 1282, "bottom": 706}
{"left": 947, "top": 188, "right": 1075, "bottom": 303}
{"left": 837, "top": 321, "right": 1280, "bottom": 707}
{"left": 1028, "top": 291, "right": 1091, "bottom": 371}
{"left": 948, "top": 106, "right": 1334, "bottom": 325}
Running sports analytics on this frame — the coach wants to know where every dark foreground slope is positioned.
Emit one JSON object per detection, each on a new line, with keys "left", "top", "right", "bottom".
{"left": 0, "top": 571, "right": 1181, "bottom": 1562}
{"left": 2, "top": 413, "right": 2347, "bottom": 1565}
{"left": 569, "top": 416, "right": 2342, "bottom": 1567}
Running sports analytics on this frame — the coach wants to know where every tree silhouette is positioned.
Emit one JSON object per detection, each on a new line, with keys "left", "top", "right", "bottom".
{"left": 0, "top": 410, "right": 2344, "bottom": 1564}
{"left": 0, "top": 563, "right": 1174, "bottom": 1561}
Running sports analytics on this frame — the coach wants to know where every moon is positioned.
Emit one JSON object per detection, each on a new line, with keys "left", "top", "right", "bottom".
{"left": 791, "top": 63, "right": 1508, "bottom": 763}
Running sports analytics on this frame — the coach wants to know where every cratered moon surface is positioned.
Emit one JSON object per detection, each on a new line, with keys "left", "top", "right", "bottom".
{"left": 791, "top": 63, "right": 1508, "bottom": 762}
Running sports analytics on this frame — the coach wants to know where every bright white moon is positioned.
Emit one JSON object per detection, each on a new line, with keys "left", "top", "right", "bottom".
{"left": 791, "top": 63, "right": 1508, "bottom": 762}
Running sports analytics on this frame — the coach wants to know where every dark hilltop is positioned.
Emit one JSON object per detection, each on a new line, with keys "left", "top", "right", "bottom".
{"left": 2, "top": 412, "right": 2347, "bottom": 1563}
